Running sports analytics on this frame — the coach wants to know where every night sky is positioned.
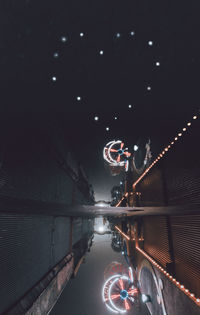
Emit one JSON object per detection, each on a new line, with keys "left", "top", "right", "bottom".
{"left": 1, "top": 0, "right": 200, "bottom": 200}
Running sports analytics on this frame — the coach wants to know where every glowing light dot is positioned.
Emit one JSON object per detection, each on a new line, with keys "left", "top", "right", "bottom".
{"left": 77, "top": 96, "right": 81, "bottom": 101}
{"left": 61, "top": 36, "right": 67, "bottom": 42}
{"left": 183, "top": 128, "right": 186, "bottom": 131}
{"left": 80, "top": 32, "right": 84, "bottom": 37}
{"left": 193, "top": 115, "right": 197, "bottom": 119}
{"left": 94, "top": 116, "right": 99, "bottom": 121}
{"left": 196, "top": 299, "right": 200, "bottom": 302}
{"left": 187, "top": 122, "right": 191, "bottom": 126}
{"left": 134, "top": 145, "right": 139, "bottom": 151}
{"left": 114, "top": 116, "right": 118, "bottom": 120}
{"left": 185, "top": 289, "right": 189, "bottom": 293}
{"left": 52, "top": 76, "right": 57, "bottom": 81}
{"left": 175, "top": 137, "right": 178, "bottom": 140}
{"left": 116, "top": 33, "right": 121, "bottom": 38}
{"left": 148, "top": 41, "right": 153, "bottom": 46}
{"left": 147, "top": 86, "right": 151, "bottom": 91}
{"left": 191, "top": 294, "right": 194, "bottom": 297}
{"left": 99, "top": 50, "right": 104, "bottom": 55}
{"left": 128, "top": 104, "right": 132, "bottom": 108}
{"left": 130, "top": 31, "right": 135, "bottom": 36}
{"left": 178, "top": 133, "right": 182, "bottom": 136}
{"left": 106, "top": 127, "right": 109, "bottom": 131}
{"left": 181, "top": 285, "right": 184, "bottom": 289}
{"left": 165, "top": 148, "right": 168, "bottom": 151}
{"left": 156, "top": 61, "right": 160, "bottom": 66}
{"left": 53, "top": 52, "right": 59, "bottom": 58}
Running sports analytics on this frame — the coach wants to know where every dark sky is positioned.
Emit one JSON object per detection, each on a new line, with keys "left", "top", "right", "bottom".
{"left": 1, "top": 0, "right": 200, "bottom": 199}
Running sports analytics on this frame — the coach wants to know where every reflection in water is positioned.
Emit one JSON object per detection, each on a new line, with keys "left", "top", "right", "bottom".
{"left": 50, "top": 216, "right": 150, "bottom": 315}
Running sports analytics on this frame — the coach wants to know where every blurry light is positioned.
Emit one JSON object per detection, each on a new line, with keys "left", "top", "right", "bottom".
{"left": 52, "top": 76, "right": 57, "bottom": 81}
{"left": 171, "top": 141, "right": 174, "bottom": 144}
{"left": 178, "top": 133, "right": 182, "bottom": 136}
{"left": 94, "top": 116, "right": 99, "bottom": 121}
{"left": 122, "top": 251, "right": 124, "bottom": 255}
{"left": 134, "top": 145, "right": 139, "bottom": 151}
{"left": 114, "top": 116, "right": 118, "bottom": 120}
{"left": 141, "top": 294, "right": 151, "bottom": 303}
{"left": 61, "top": 36, "right": 67, "bottom": 42}
{"left": 128, "top": 104, "right": 132, "bottom": 108}
{"left": 156, "top": 62, "right": 160, "bottom": 66}
{"left": 147, "top": 86, "right": 151, "bottom": 91}
{"left": 148, "top": 41, "right": 153, "bottom": 46}
{"left": 183, "top": 128, "right": 186, "bottom": 131}
{"left": 187, "top": 122, "right": 191, "bottom": 126}
{"left": 80, "top": 32, "right": 84, "bottom": 37}
{"left": 106, "top": 127, "right": 110, "bottom": 131}
{"left": 98, "top": 226, "right": 105, "bottom": 233}
{"left": 120, "top": 181, "right": 123, "bottom": 185}
{"left": 175, "top": 137, "right": 178, "bottom": 140}
{"left": 130, "top": 31, "right": 135, "bottom": 36}
{"left": 193, "top": 115, "right": 197, "bottom": 119}
{"left": 100, "top": 50, "right": 104, "bottom": 55}
{"left": 116, "top": 33, "right": 121, "bottom": 38}
{"left": 77, "top": 96, "right": 81, "bottom": 101}
{"left": 53, "top": 52, "right": 59, "bottom": 58}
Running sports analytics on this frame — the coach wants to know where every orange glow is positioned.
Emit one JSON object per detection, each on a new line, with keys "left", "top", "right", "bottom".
{"left": 124, "top": 299, "right": 130, "bottom": 310}
{"left": 135, "top": 245, "right": 200, "bottom": 306}
{"left": 115, "top": 226, "right": 130, "bottom": 240}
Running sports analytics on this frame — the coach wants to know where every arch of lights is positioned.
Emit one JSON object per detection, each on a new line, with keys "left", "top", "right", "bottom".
{"left": 102, "top": 267, "right": 137, "bottom": 313}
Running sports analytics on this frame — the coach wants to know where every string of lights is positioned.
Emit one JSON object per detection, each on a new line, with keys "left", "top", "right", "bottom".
{"left": 133, "top": 113, "right": 199, "bottom": 187}
{"left": 115, "top": 226, "right": 200, "bottom": 307}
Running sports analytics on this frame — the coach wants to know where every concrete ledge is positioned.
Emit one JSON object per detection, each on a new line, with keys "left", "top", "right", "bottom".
{"left": 6, "top": 253, "right": 74, "bottom": 315}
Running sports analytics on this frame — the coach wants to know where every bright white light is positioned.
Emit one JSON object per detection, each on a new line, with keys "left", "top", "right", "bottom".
{"left": 53, "top": 52, "right": 59, "bottom": 58}
{"left": 114, "top": 117, "right": 118, "bottom": 120}
{"left": 148, "top": 41, "right": 153, "bottom": 46}
{"left": 61, "top": 36, "right": 67, "bottom": 42}
{"left": 100, "top": 50, "right": 104, "bottom": 55}
{"left": 156, "top": 61, "right": 160, "bottom": 66}
{"left": 147, "top": 86, "right": 151, "bottom": 91}
{"left": 52, "top": 76, "right": 57, "bottom": 81}
{"left": 77, "top": 96, "right": 81, "bottom": 101}
{"left": 94, "top": 116, "right": 99, "bottom": 121}
{"left": 116, "top": 33, "right": 121, "bottom": 38}
{"left": 141, "top": 294, "right": 150, "bottom": 303}
{"left": 130, "top": 31, "right": 135, "bottom": 36}
{"left": 98, "top": 226, "right": 105, "bottom": 233}
{"left": 134, "top": 145, "right": 139, "bottom": 151}
{"left": 120, "top": 181, "right": 123, "bottom": 185}
{"left": 122, "top": 251, "right": 124, "bottom": 255}
{"left": 80, "top": 32, "right": 84, "bottom": 37}
{"left": 128, "top": 104, "right": 132, "bottom": 108}
{"left": 106, "top": 127, "right": 110, "bottom": 131}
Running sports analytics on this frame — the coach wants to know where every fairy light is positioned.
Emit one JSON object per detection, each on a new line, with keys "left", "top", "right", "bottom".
{"left": 183, "top": 128, "right": 186, "bottom": 131}
{"left": 135, "top": 244, "right": 200, "bottom": 307}
{"left": 178, "top": 133, "right": 182, "bottom": 137}
{"left": 187, "top": 122, "right": 191, "bottom": 126}
{"left": 114, "top": 225, "right": 200, "bottom": 307}
{"left": 115, "top": 226, "right": 130, "bottom": 240}
{"left": 193, "top": 116, "right": 197, "bottom": 119}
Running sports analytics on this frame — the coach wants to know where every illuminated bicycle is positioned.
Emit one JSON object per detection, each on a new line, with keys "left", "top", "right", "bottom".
{"left": 102, "top": 267, "right": 139, "bottom": 313}
{"left": 103, "top": 140, "right": 131, "bottom": 172}
{"left": 103, "top": 139, "right": 152, "bottom": 175}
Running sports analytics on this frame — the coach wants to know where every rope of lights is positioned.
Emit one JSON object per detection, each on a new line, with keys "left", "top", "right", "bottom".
{"left": 115, "top": 226, "right": 200, "bottom": 307}
{"left": 133, "top": 114, "right": 198, "bottom": 187}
